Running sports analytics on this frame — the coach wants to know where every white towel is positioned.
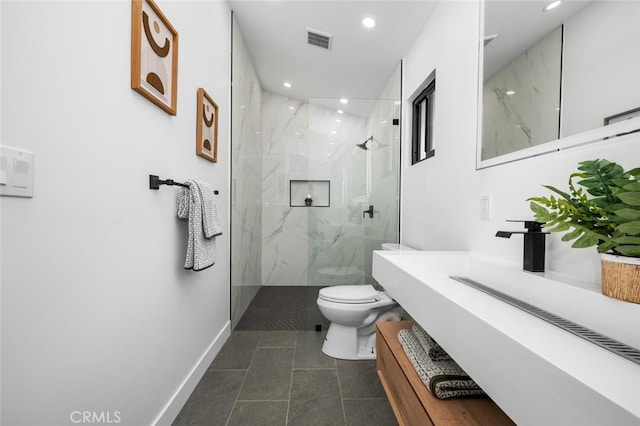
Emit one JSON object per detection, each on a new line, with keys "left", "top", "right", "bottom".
{"left": 176, "top": 180, "right": 222, "bottom": 271}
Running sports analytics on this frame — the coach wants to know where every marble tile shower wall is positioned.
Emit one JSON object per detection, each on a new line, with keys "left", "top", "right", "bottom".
{"left": 261, "top": 65, "right": 400, "bottom": 286}
{"left": 261, "top": 92, "right": 368, "bottom": 285}
{"left": 231, "top": 19, "right": 262, "bottom": 327}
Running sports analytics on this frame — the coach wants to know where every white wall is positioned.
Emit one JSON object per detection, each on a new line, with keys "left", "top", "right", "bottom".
{"left": 1, "top": 2, "right": 231, "bottom": 425}
{"left": 401, "top": 1, "right": 640, "bottom": 284}
{"left": 401, "top": 1, "right": 480, "bottom": 252}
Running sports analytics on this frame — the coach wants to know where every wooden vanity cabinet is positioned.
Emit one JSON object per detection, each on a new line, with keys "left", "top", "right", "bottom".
{"left": 375, "top": 320, "right": 515, "bottom": 426}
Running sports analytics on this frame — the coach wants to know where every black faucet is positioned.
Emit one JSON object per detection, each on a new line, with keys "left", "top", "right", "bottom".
{"left": 496, "top": 220, "right": 548, "bottom": 272}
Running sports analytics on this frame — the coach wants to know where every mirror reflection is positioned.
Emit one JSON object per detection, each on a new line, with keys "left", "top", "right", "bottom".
{"left": 480, "top": 0, "right": 640, "bottom": 162}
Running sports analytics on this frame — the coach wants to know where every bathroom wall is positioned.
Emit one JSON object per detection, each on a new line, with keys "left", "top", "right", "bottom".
{"left": 231, "top": 15, "right": 262, "bottom": 328}
{"left": 401, "top": 0, "right": 478, "bottom": 254}
{"left": 1, "top": 2, "right": 231, "bottom": 425}
{"left": 401, "top": 1, "right": 640, "bottom": 284}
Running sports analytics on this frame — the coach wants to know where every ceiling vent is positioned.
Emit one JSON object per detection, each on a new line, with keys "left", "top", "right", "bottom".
{"left": 306, "top": 27, "right": 332, "bottom": 50}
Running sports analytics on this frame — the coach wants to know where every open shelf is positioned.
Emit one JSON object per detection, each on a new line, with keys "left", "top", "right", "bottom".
{"left": 290, "top": 180, "right": 330, "bottom": 207}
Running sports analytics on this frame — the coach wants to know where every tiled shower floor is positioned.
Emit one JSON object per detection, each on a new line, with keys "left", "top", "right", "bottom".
{"left": 235, "top": 286, "right": 330, "bottom": 331}
{"left": 173, "top": 287, "right": 397, "bottom": 425}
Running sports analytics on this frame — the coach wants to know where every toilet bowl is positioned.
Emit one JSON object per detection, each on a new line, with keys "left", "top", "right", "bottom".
{"left": 317, "top": 284, "right": 399, "bottom": 360}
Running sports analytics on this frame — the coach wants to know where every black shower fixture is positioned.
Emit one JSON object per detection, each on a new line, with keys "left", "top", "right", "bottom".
{"left": 356, "top": 136, "right": 374, "bottom": 150}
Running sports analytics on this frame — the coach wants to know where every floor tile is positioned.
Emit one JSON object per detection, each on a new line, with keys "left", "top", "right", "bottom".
{"left": 337, "top": 360, "right": 386, "bottom": 399}
{"left": 235, "top": 286, "right": 330, "bottom": 331}
{"left": 176, "top": 286, "right": 401, "bottom": 426}
{"left": 237, "top": 347, "right": 294, "bottom": 401}
{"left": 288, "top": 369, "right": 345, "bottom": 426}
{"left": 227, "top": 400, "right": 288, "bottom": 426}
{"left": 172, "top": 370, "right": 246, "bottom": 426}
{"left": 259, "top": 330, "right": 297, "bottom": 348}
{"left": 294, "top": 331, "right": 336, "bottom": 369}
{"left": 342, "top": 398, "right": 397, "bottom": 426}
{"left": 209, "top": 331, "right": 262, "bottom": 370}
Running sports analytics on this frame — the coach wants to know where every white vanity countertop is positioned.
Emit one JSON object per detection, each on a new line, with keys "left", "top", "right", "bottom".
{"left": 373, "top": 250, "right": 640, "bottom": 426}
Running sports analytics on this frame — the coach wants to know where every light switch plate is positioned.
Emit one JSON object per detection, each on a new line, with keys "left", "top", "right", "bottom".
{"left": 0, "top": 145, "right": 34, "bottom": 197}
{"left": 480, "top": 194, "right": 492, "bottom": 220}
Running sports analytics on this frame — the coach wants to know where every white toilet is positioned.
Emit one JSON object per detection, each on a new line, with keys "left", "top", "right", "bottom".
{"left": 317, "top": 284, "right": 399, "bottom": 360}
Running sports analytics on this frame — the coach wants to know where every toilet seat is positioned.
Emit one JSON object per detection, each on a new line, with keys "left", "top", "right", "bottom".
{"left": 318, "top": 285, "right": 382, "bottom": 304}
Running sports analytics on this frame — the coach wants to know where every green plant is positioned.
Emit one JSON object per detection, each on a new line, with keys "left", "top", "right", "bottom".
{"left": 528, "top": 159, "right": 640, "bottom": 257}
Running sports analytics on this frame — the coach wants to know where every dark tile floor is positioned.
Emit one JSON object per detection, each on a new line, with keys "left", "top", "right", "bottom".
{"left": 172, "top": 330, "right": 396, "bottom": 425}
{"left": 173, "top": 286, "right": 397, "bottom": 425}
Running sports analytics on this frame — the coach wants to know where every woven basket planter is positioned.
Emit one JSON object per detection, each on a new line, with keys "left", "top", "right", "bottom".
{"left": 601, "top": 254, "right": 640, "bottom": 304}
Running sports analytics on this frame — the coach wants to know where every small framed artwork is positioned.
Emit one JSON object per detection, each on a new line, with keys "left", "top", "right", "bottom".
{"left": 131, "top": 0, "right": 179, "bottom": 115}
{"left": 196, "top": 88, "right": 219, "bottom": 163}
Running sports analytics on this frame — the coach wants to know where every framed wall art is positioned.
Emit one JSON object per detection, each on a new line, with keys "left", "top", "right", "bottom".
{"left": 196, "top": 88, "right": 219, "bottom": 162}
{"left": 131, "top": 0, "right": 179, "bottom": 115}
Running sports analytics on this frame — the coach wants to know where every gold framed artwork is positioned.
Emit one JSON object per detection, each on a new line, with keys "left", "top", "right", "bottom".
{"left": 131, "top": 0, "right": 179, "bottom": 115}
{"left": 196, "top": 88, "right": 219, "bottom": 163}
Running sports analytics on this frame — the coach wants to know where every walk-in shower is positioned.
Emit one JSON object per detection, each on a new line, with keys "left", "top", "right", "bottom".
{"left": 230, "top": 16, "right": 401, "bottom": 327}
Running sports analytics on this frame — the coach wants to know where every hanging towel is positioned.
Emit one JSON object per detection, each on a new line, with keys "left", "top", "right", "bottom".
{"left": 176, "top": 180, "right": 222, "bottom": 271}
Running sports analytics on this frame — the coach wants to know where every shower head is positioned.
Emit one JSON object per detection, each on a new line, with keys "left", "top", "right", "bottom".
{"left": 356, "top": 136, "right": 373, "bottom": 150}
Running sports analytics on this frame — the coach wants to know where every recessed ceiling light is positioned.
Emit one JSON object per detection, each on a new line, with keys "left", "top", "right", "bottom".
{"left": 340, "top": 98, "right": 348, "bottom": 104}
{"left": 543, "top": 1, "right": 562, "bottom": 12}
{"left": 506, "top": 90, "right": 515, "bottom": 96}
{"left": 362, "top": 17, "right": 376, "bottom": 29}
{"left": 288, "top": 106, "right": 295, "bottom": 110}
{"left": 335, "top": 119, "right": 342, "bottom": 123}
{"left": 283, "top": 82, "right": 292, "bottom": 88}
{"left": 337, "top": 109, "right": 344, "bottom": 114}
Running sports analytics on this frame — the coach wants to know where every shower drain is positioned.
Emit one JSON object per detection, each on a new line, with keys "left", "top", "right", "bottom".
{"left": 449, "top": 276, "right": 640, "bottom": 366}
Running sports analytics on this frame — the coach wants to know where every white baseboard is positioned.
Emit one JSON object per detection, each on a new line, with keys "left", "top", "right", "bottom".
{"left": 153, "top": 321, "right": 232, "bottom": 425}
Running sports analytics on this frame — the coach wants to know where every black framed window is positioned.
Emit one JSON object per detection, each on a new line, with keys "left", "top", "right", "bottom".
{"left": 411, "top": 75, "right": 435, "bottom": 164}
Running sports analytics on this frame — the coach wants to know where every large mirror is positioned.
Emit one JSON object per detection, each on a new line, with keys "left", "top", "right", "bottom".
{"left": 478, "top": 0, "right": 640, "bottom": 168}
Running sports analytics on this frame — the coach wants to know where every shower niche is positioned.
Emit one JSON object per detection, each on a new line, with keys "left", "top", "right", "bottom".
{"left": 290, "top": 180, "right": 330, "bottom": 207}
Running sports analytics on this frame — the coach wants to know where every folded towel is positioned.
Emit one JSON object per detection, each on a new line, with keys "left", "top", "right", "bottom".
{"left": 398, "top": 328, "right": 485, "bottom": 400}
{"left": 412, "top": 323, "right": 451, "bottom": 361}
{"left": 176, "top": 180, "right": 222, "bottom": 271}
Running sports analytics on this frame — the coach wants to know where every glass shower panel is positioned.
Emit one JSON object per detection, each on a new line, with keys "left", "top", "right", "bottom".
{"left": 306, "top": 97, "right": 400, "bottom": 287}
